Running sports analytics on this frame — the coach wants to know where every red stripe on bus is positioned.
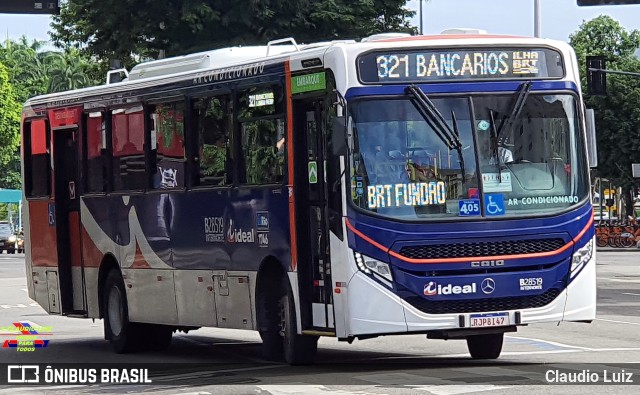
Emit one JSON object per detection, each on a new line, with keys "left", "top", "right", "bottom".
{"left": 285, "top": 61, "right": 298, "bottom": 272}
{"left": 131, "top": 242, "right": 151, "bottom": 269}
{"left": 346, "top": 214, "right": 594, "bottom": 264}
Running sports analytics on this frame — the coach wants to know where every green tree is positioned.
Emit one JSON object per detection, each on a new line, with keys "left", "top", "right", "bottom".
{"left": 51, "top": 0, "right": 416, "bottom": 63}
{"left": 570, "top": 15, "right": 640, "bottom": 216}
{"left": 0, "top": 63, "right": 21, "bottom": 189}
{"left": 45, "top": 49, "right": 97, "bottom": 92}
{"left": 0, "top": 37, "right": 50, "bottom": 104}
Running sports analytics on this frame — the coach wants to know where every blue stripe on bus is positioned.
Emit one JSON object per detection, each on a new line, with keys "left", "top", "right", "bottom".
{"left": 345, "top": 81, "right": 579, "bottom": 98}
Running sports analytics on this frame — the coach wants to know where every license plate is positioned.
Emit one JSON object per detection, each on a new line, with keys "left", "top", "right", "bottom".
{"left": 469, "top": 312, "right": 509, "bottom": 328}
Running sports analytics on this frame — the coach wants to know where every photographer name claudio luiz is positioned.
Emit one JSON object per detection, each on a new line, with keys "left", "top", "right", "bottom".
{"left": 546, "top": 369, "right": 634, "bottom": 384}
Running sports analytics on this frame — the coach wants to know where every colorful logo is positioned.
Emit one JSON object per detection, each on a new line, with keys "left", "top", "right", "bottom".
{"left": 2, "top": 322, "right": 51, "bottom": 352}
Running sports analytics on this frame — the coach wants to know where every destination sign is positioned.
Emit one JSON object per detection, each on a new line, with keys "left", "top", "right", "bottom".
{"left": 358, "top": 48, "right": 564, "bottom": 83}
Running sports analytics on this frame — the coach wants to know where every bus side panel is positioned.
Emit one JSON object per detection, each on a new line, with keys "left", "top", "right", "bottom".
{"left": 28, "top": 199, "right": 60, "bottom": 314}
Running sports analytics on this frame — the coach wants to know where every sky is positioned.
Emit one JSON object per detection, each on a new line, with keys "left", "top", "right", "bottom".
{"left": 0, "top": 0, "right": 639, "bottom": 45}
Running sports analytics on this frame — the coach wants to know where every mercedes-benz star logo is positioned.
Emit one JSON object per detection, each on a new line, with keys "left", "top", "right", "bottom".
{"left": 481, "top": 278, "right": 496, "bottom": 295}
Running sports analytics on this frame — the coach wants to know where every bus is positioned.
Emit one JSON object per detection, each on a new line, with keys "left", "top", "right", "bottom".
{"left": 22, "top": 30, "right": 597, "bottom": 364}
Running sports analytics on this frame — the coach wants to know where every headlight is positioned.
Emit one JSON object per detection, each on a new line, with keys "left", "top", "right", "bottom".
{"left": 571, "top": 238, "right": 593, "bottom": 277}
{"left": 8, "top": 235, "right": 16, "bottom": 242}
{"left": 354, "top": 252, "right": 393, "bottom": 283}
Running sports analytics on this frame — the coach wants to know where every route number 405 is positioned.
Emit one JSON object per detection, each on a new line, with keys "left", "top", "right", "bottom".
{"left": 459, "top": 199, "right": 480, "bottom": 216}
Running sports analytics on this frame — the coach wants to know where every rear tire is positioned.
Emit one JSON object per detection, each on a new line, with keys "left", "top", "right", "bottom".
{"left": 103, "top": 269, "right": 141, "bottom": 353}
{"left": 466, "top": 333, "right": 504, "bottom": 359}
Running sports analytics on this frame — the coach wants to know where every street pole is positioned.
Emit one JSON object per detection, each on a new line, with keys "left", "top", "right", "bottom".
{"left": 534, "top": 0, "right": 541, "bottom": 38}
{"left": 419, "top": 0, "right": 423, "bottom": 35}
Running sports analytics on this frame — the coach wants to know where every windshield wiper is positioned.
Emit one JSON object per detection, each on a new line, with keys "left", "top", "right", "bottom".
{"left": 405, "top": 85, "right": 465, "bottom": 182}
{"left": 497, "top": 81, "right": 532, "bottom": 140}
{"left": 489, "top": 110, "right": 502, "bottom": 179}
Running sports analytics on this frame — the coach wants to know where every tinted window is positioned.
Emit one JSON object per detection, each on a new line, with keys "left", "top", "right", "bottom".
{"left": 194, "top": 95, "right": 232, "bottom": 186}
{"left": 112, "top": 107, "right": 146, "bottom": 191}
{"left": 25, "top": 119, "right": 50, "bottom": 197}
{"left": 237, "top": 85, "right": 286, "bottom": 184}
{"left": 85, "top": 113, "right": 108, "bottom": 193}
{"left": 151, "top": 102, "right": 186, "bottom": 189}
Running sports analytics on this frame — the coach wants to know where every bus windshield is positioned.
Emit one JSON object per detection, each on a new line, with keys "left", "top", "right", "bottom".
{"left": 348, "top": 93, "right": 589, "bottom": 220}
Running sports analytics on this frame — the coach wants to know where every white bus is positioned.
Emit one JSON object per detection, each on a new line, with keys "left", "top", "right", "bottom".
{"left": 22, "top": 30, "right": 596, "bottom": 364}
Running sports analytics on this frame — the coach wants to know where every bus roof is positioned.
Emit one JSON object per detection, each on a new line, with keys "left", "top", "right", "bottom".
{"left": 23, "top": 32, "right": 574, "bottom": 109}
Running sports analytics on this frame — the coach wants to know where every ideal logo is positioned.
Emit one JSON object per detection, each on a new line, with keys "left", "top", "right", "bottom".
{"left": 423, "top": 281, "right": 477, "bottom": 296}
{"left": 258, "top": 232, "right": 269, "bottom": 247}
{"left": 227, "top": 219, "right": 255, "bottom": 243}
{"left": 204, "top": 217, "right": 224, "bottom": 243}
{"left": 256, "top": 212, "right": 269, "bottom": 231}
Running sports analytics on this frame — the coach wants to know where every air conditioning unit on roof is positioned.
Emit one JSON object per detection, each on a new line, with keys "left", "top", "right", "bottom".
{"left": 440, "top": 28, "right": 488, "bottom": 35}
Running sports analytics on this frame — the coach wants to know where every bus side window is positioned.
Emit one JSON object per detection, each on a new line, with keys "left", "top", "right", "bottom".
{"left": 85, "top": 112, "right": 108, "bottom": 193}
{"left": 111, "top": 107, "right": 146, "bottom": 191}
{"left": 24, "top": 119, "right": 51, "bottom": 197}
{"left": 237, "top": 84, "right": 286, "bottom": 185}
{"left": 194, "top": 95, "right": 232, "bottom": 187}
{"left": 150, "top": 102, "right": 186, "bottom": 190}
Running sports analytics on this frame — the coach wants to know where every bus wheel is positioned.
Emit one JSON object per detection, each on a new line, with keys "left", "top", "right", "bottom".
{"left": 279, "top": 278, "right": 319, "bottom": 365}
{"left": 103, "top": 269, "right": 141, "bottom": 353}
{"left": 466, "top": 333, "right": 504, "bottom": 359}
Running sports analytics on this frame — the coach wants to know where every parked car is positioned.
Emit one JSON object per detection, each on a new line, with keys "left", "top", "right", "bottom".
{"left": 0, "top": 223, "right": 16, "bottom": 253}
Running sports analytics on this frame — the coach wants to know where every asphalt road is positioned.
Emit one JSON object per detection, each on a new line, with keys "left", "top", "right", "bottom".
{"left": 1, "top": 250, "right": 640, "bottom": 394}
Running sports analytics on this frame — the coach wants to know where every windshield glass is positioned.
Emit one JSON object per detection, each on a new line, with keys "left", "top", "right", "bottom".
{"left": 348, "top": 93, "right": 589, "bottom": 220}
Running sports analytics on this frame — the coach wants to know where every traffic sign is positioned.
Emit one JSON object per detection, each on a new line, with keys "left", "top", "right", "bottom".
{"left": 0, "top": 1, "right": 59, "bottom": 14}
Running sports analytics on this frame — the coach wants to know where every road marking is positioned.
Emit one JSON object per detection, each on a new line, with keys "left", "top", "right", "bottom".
{"left": 596, "top": 318, "right": 640, "bottom": 326}
{"left": 0, "top": 302, "right": 39, "bottom": 309}
{"left": 507, "top": 335, "right": 593, "bottom": 351}
{"left": 355, "top": 372, "right": 451, "bottom": 385}
{"left": 0, "top": 385, "right": 86, "bottom": 393}
{"left": 413, "top": 385, "right": 511, "bottom": 395}
{"left": 152, "top": 364, "right": 284, "bottom": 383}
{"left": 605, "top": 278, "right": 640, "bottom": 283}
{"left": 257, "top": 385, "right": 376, "bottom": 395}
{"left": 622, "top": 292, "right": 640, "bottom": 296}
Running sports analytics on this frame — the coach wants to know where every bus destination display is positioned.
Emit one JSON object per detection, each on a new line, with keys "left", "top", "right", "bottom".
{"left": 358, "top": 48, "right": 564, "bottom": 83}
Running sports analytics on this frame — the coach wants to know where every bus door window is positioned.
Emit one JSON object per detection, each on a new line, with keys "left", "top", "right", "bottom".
{"left": 150, "top": 102, "right": 186, "bottom": 189}
{"left": 111, "top": 106, "right": 146, "bottom": 191}
{"left": 193, "top": 95, "right": 232, "bottom": 186}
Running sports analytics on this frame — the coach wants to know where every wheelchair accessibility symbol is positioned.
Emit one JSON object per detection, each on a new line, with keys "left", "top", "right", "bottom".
{"left": 484, "top": 194, "right": 505, "bottom": 216}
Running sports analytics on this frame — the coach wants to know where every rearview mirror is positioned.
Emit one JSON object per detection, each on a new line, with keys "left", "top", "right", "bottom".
{"left": 585, "top": 108, "right": 598, "bottom": 168}
{"left": 331, "top": 117, "right": 347, "bottom": 156}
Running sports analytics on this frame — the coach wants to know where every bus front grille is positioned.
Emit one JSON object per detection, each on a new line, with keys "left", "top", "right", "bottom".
{"left": 404, "top": 288, "right": 561, "bottom": 315}
{"left": 398, "top": 238, "right": 566, "bottom": 260}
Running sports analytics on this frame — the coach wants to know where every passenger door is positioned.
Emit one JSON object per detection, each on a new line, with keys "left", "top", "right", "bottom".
{"left": 292, "top": 96, "right": 334, "bottom": 332}
{"left": 53, "top": 127, "right": 86, "bottom": 313}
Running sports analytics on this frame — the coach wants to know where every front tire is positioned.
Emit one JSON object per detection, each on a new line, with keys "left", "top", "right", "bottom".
{"left": 280, "top": 279, "right": 319, "bottom": 365}
{"left": 260, "top": 276, "right": 318, "bottom": 365}
{"left": 466, "top": 333, "right": 504, "bottom": 359}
